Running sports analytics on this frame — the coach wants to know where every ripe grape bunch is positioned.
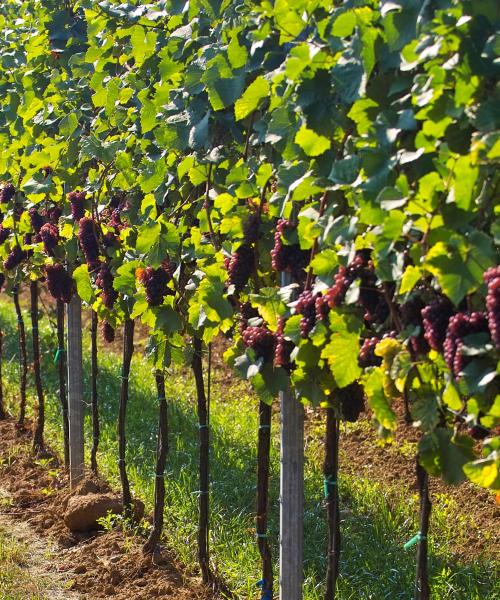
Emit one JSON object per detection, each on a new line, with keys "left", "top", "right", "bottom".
{"left": 239, "top": 302, "right": 259, "bottom": 333}
{"left": 421, "top": 299, "right": 455, "bottom": 351}
{"left": 138, "top": 266, "right": 170, "bottom": 307}
{"left": 333, "top": 382, "right": 365, "bottom": 422}
{"left": 243, "top": 213, "right": 260, "bottom": 244}
{"left": 96, "top": 263, "right": 118, "bottom": 309}
{"left": 39, "top": 223, "right": 59, "bottom": 256}
{"left": 68, "top": 190, "right": 86, "bottom": 221}
{"left": 443, "top": 312, "right": 489, "bottom": 378}
{"left": 485, "top": 266, "right": 500, "bottom": 350}
{"left": 358, "top": 337, "right": 382, "bottom": 368}
{"left": 101, "top": 320, "right": 115, "bottom": 343}
{"left": 45, "top": 263, "right": 74, "bottom": 303}
{"left": 271, "top": 219, "right": 309, "bottom": 278}
{"left": 29, "top": 207, "right": 45, "bottom": 233}
{"left": 274, "top": 317, "right": 294, "bottom": 371}
{"left": 0, "top": 225, "right": 11, "bottom": 244}
{"left": 3, "top": 245, "right": 29, "bottom": 271}
{"left": 43, "top": 205, "right": 62, "bottom": 225}
{"left": 295, "top": 290, "right": 317, "bottom": 338}
{"left": 78, "top": 217, "right": 100, "bottom": 271}
{"left": 0, "top": 183, "right": 15, "bottom": 203}
{"left": 242, "top": 326, "right": 276, "bottom": 361}
{"left": 227, "top": 244, "right": 254, "bottom": 292}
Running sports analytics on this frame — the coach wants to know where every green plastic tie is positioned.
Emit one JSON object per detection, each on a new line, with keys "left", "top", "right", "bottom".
{"left": 259, "top": 424, "right": 271, "bottom": 430}
{"left": 198, "top": 424, "right": 208, "bottom": 430}
{"left": 256, "top": 532, "right": 267, "bottom": 539}
{"left": 404, "top": 532, "right": 426, "bottom": 550}
{"left": 54, "top": 348, "right": 65, "bottom": 364}
{"left": 323, "top": 476, "right": 337, "bottom": 498}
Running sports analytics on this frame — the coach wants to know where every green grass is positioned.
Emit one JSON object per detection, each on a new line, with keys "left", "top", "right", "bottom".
{"left": 0, "top": 298, "right": 498, "bottom": 599}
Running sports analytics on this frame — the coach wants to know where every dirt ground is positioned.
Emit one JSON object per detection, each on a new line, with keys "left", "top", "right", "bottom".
{"left": 0, "top": 418, "right": 215, "bottom": 600}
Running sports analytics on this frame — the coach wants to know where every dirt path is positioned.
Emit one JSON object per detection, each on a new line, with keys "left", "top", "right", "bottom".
{"left": 0, "top": 506, "right": 79, "bottom": 600}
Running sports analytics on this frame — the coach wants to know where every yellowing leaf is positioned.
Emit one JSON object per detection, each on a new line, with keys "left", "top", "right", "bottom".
{"left": 234, "top": 76, "right": 269, "bottom": 121}
{"left": 295, "top": 126, "right": 331, "bottom": 156}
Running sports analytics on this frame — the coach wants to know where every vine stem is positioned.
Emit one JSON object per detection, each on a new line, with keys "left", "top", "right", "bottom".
{"left": 119, "top": 318, "right": 134, "bottom": 515}
{"left": 56, "top": 300, "right": 69, "bottom": 467}
{"left": 144, "top": 370, "right": 168, "bottom": 554}
{"left": 0, "top": 329, "right": 5, "bottom": 420}
{"left": 414, "top": 459, "right": 431, "bottom": 600}
{"left": 324, "top": 407, "right": 340, "bottom": 599}
{"left": 256, "top": 400, "right": 273, "bottom": 597}
{"left": 90, "top": 310, "right": 100, "bottom": 474}
{"left": 305, "top": 191, "right": 329, "bottom": 291}
{"left": 13, "top": 285, "right": 27, "bottom": 427}
{"left": 191, "top": 336, "right": 212, "bottom": 584}
{"left": 31, "top": 281, "right": 45, "bottom": 454}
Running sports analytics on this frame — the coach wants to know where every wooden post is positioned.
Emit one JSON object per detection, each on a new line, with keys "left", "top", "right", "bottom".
{"left": 280, "top": 274, "right": 304, "bottom": 600}
{"left": 67, "top": 295, "right": 84, "bottom": 487}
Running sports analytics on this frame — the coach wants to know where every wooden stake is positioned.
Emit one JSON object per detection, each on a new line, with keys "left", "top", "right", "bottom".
{"left": 279, "top": 312, "right": 304, "bottom": 600}
{"left": 324, "top": 409, "right": 340, "bottom": 599}
{"left": 67, "top": 294, "right": 84, "bottom": 487}
{"left": 414, "top": 459, "right": 431, "bottom": 600}
{"left": 257, "top": 400, "right": 273, "bottom": 597}
{"left": 0, "top": 330, "right": 5, "bottom": 420}
{"left": 90, "top": 310, "right": 99, "bottom": 474}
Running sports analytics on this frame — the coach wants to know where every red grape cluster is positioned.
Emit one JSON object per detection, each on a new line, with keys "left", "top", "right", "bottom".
{"left": 274, "top": 317, "right": 294, "bottom": 371}
{"left": 295, "top": 290, "right": 317, "bottom": 337}
{"left": 78, "top": 217, "right": 100, "bottom": 271}
{"left": 39, "top": 223, "right": 59, "bottom": 256}
{"left": 0, "top": 225, "right": 10, "bottom": 244}
{"left": 325, "top": 266, "right": 352, "bottom": 308}
{"left": 334, "top": 382, "right": 365, "bottom": 422}
{"left": 271, "top": 219, "right": 309, "bottom": 278}
{"left": 45, "top": 263, "right": 74, "bottom": 303}
{"left": 3, "top": 245, "right": 29, "bottom": 270}
{"left": 400, "top": 297, "right": 429, "bottom": 355}
{"left": 227, "top": 244, "right": 254, "bottom": 292}
{"left": 0, "top": 183, "right": 15, "bottom": 203}
{"left": 485, "top": 266, "right": 500, "bottom": 350}
{"left": 29, "top": 207, "right": 45, "bottom": 233}
{"left": 68, "top": 190, "right": 86, "bottom": 221}
{"left": 138, "top": 266, "right": 170, "bottom": 307}
{"left": 243, "top": 214, "right": 260, "bottom": 244}
{"left": 443, "top": 312, "right": 489, "bottom": 378}
{"left": 315, "top": 294, "right": 330, "bottom": 322}
{"left": 358, "top": 337, "right": 382, "bottom": 368}
{"left": 43, "top": 205, "right": 62, "bottom": 224}
{"left": 242, "top": 326, "right": 276, "bottom": 361}
{"left": 421, "top": 299, "right": 455, "bottom": 351}
{"left": 96, "top": 263, "right": 118, "bottom": 309}
{"left": 101, "top": 320, "right": 115, "bottom": 343}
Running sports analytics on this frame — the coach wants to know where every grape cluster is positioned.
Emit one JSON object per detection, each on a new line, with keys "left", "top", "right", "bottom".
{"left": 274, "top": 317, "right": 294, "bottom": 371}
{"left": 227, "top": 244, "right": 254, "bottom": 292}
{"left": 271, "top": 219, "right": 309, "bottom": 278}
{"left": 78, "top": 217, "right": 100, "bottom": 271}
{"left": 0, "top": 273, "right": 5, "bottom": 289}
{"left": 485, "top": 266, "right": 500, "bottom": 350}
{"left": 239, "top": 302, "right": 259, "bottom": 333}
{"left": 358, "top": 337, "right": 382, "bottom": 368}
{"left": 29, "top": 207, "right": 45, "bottom": 233}
{"left": 101, "top": 320, "right": 115, "bottom": 343}
{"left": 326, "top": 266, "right": 352, "bottom": 308}
{"left": 242, "top": 326, "right": 276, "bottom": 361}
{"left": 0, "top": 225, "right": 11, "bottom": 244}
{"left": 41, "top": 165, "right": 53, "bottom": 177}
{"left": 43, "top": 205, "right": 62, "bottom": 225}
{"left": 0, "top": 183, "right": 15, "bottom": 203}
{"left": 243, "top": 214, "right": 260, "bottom": 244}
{"left": 295, "top": 290, "right": 317, "bottom": 337}
{"left": 400, "top": 297, "right": 429, "bottom": 355}
{"left": 45, "top": 263, "right": 74, "bottom": 303}
{"left": 138, "top": 266, "right": 170, "bottom": 307}
{"left": 3, "top": 245, "right": 28, "bottom": 270}
{"left": 443, "top": 312, "right": 489, "bottom": 378}
{"left": 334, "top": 382, "right": 365, "bottom": 422}
{"left": 421, "top": 299, "right": 455, "bottom": 351}
{"left": 315, "top": 294, "right": 330, "bottom": 322}
{"left": 39, "top": 223, "right": 59, "bottom": 256}
{"left": 96, "top": 263, "right": 118, "bottom": 309}
{"left": 68, "top": 190, "right": 86, "bottom": 221}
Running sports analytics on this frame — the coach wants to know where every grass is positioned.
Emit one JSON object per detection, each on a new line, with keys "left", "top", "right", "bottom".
{"left": 0, "top": 297, "right": 498, "bottom": 599}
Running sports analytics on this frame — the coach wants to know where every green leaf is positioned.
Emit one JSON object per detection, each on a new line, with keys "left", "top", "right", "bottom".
{"left": 295, "top": 126, "right": 331, "bottom": 157}
{"left": 463, "top": 456, "right": 500, "bottom": 490}
{"left": 322, "top": 329, "right": 361, "bottom": 387}
{"left": 419, "top": 429, "right": 475, "bottom": 485}
{"left": 363, "top": 368, "right": 397, "bottom": 431}
{"left": 331, "top": 11, "right": 356, "bottom": 37}
{"left": 234, "top": 76, "right": 269, "bottom": 121}
{"left": 442, "top": 382, "right": 463, "bottom": 411}
{"left": 399, "top": 265, "right": 422, "bottom": 295}
{"left": 227, "top": 34, "right": 247, "bottom": 69}
{"left": 113, "top": 261, "right": 141, "bottom": 296}
{"left": 136, "top": 221, "right": 161, "bottom": 254}
{"left": 72, "top": 264, "right": 93, "bottom": 304}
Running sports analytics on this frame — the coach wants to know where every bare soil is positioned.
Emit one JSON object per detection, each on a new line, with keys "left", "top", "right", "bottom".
{"left": 0, "top": 418, "right": 214, "bottom": 600}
